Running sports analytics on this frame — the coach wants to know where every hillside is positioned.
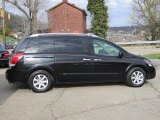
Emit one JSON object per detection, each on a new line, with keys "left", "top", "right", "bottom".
{"left": 109, "top": 26, "right": 141, "bottom": 33}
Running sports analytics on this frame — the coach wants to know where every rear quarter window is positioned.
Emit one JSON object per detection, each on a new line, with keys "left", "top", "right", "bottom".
{"left": 25, "top": 37, "right": 54, "bottom": 54}
{"left": 14, "top": 38, "right": 30, "bottom": 53}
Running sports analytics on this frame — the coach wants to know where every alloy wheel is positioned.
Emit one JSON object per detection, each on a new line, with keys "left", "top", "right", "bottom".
{"left": 33, "top": 74, "right": 49, "bottom": 90}
{"left": 131, "top": 71, "right": 144, "bottom": 85}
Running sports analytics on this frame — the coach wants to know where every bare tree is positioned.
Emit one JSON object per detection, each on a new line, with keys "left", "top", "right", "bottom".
{"left": 132, "top": 0, "right": 160, "bottom": 40}
{"left": 5, "top": 0, "right": 43, "bottom": 35}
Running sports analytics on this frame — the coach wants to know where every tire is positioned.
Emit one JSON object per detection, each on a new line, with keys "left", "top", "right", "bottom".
{"left": 28, "top": 70, "right": 53, "bottom": 93}
{"left": 125, "top": 67, "right": 146, "bottom": 87}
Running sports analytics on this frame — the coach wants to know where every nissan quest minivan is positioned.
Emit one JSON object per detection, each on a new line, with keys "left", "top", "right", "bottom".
{"left": 6, "top": 33, "right": 156, "bottom": 93}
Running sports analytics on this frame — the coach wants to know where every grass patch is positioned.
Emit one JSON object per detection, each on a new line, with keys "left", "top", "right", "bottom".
{"left": 143, "top": 53, "right": 160, "bottom": 59}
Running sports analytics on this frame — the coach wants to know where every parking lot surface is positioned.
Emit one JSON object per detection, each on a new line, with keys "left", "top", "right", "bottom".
{"left": 124, "top": 46, "right": 160, "bottom": 55}
{"left": 0, "top": 48, "right": 160, "bottom": 120}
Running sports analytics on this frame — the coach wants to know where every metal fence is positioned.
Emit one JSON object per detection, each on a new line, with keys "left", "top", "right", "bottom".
{"left": 116, "top": 40, "right": 160, "bottom": 46}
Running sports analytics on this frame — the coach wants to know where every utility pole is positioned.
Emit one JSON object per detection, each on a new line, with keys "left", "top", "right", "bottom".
{"left": 2, "top": 0, "right": 6, "bottom": 49}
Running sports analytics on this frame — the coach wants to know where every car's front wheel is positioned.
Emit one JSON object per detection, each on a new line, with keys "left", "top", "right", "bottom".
{"left": 126, "top": 67, "right": 146, "bottom": 87}
{"left": 29, "top": 70, "right": 53, "bottom": 93}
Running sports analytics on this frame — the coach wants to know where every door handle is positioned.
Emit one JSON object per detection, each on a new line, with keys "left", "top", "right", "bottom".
{"left": 83, "top": 58, "right": 91, "bottom": 61}
{"left": 94, "top": 58, "right": 102, "bottom": 61}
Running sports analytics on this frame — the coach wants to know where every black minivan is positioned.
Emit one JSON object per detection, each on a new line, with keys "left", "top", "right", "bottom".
{"left": 6, "top": 33, "right": 156, "bottom": 93}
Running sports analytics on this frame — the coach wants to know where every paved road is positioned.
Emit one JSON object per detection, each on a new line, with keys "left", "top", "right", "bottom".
{"left": 0, "top": 59, "right": 160, "bottom": 120}
{"left": 0, "top": 68, "right": 17, "bottom": 105}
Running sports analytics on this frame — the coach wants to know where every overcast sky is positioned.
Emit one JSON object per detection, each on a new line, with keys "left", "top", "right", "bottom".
{"left": 1, "top": 0, "right": 133, "bottom": 27}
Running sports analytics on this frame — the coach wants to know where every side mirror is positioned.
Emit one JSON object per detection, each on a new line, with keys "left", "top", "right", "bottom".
{"left": 119, "top": 52, "right": 123, "bottom": 58}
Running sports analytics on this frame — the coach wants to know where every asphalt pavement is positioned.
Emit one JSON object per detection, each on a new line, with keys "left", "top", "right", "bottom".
{"left": 0, "top": 59, "right": 160, "bottom": 120}
{"left": 0, "top": 69, "right": 17, "bottom": 105}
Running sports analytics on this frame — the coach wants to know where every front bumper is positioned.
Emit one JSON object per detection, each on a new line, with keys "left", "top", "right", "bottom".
{"left": 147, "top": 66, "right": 156, "bottom": 80}
{"left": 0, "top": 59, "right": 9, "bottom": 66}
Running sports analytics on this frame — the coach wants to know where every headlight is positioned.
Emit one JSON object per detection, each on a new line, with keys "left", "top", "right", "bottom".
{"left": 144, "top": 59, "right": 153, "bottom": 67}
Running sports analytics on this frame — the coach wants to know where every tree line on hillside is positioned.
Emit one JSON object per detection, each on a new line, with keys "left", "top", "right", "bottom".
{"left": 4, "top": 0, "right": 160, "bottom": 40}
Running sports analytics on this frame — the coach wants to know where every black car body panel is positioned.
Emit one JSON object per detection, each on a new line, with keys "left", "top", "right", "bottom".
{"left": 54, "top": 54, "right": 93, "bottom": 84}
{"left": 0, "top": 44, "right": 9, "bottom": 67}
{"left": 0, "top": 58, "right": 9, "bottom": 66}
{"left": 6, "top": 42, "right": 15, "bottom": 49}
{"left": 6, "top": 34, "right": 156, "bottom": 85}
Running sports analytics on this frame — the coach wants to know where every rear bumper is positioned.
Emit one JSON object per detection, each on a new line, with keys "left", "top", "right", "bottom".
{"left": 0, "top": 59, "right": 9, "bottom": 66}
{"left": 147, "top": 66, "right": 156, "bottom": 80}
{"left": 5, "top": 68, "right": 26, "bottom": 83}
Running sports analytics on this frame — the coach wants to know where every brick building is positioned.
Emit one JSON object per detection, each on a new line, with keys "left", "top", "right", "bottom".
{"left": 47, "top": 0, "right": 87, "bottom": 33}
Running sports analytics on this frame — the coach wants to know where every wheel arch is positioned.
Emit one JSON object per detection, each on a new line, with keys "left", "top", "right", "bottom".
{"left": 125, "top": 64, "right": 147, "bottom": 87}
{"left": 126, "top": 64, "right": 148, "bottom": 77}
{"left": 26, "top": 65, "right": 57, "bottom": 84}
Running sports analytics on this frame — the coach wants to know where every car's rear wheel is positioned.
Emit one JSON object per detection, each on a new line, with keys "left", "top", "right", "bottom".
{"left": 29, "top": 70, "right": 53, "bottom": 93}
{"left": 125, "top": 67, "right": 146, "bottom": 87}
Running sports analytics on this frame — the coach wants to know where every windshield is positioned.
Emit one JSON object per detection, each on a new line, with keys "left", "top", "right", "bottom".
{"left": 0, "top": 44, "right": 5, "bottom": 51}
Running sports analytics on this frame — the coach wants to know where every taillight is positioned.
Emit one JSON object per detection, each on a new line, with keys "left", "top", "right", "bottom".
{"left": 2, "top": 52, "right": 10, "bottom": 58}
{"left": 10, "top": 52, "right": 24, "bottom": 66}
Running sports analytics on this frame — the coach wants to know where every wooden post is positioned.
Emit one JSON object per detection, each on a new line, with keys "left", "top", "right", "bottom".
{"left": 2, "top": 0, "right": 6, "bottom": 49}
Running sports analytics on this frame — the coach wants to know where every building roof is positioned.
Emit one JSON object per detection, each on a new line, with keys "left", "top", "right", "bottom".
{"left": 46, "top": 1, "right": 87, "bottom": 16}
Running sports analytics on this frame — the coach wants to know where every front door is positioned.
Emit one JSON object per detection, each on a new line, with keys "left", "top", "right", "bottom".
{"left": 91, "top": 39, "right": 128, "bottom": 82}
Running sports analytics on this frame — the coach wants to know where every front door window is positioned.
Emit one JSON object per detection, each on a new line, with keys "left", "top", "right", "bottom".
{"left": 93, "top": 39, "right": 120, "bottom": 57}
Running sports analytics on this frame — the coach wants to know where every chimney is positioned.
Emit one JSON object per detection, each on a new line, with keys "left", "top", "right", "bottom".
{"left": 63, "top": 0, "right": 68, "bottom": 2}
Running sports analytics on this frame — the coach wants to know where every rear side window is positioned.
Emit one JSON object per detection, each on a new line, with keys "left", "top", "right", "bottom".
{"left": 55, "top": 37, "right": 90, "bottom": 54}
{"left": 25, "top": 37, "right": 54, "bottom": 53}
{"left": 14, "top": 38, "right": 30, "bottom": 53}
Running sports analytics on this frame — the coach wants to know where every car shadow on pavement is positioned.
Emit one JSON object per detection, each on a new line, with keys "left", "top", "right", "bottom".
{"left": 0, "top": 82, "right": 28, "bottom": 105}
{"left": 54, "top": 82, "right": 125, "bottom": 89}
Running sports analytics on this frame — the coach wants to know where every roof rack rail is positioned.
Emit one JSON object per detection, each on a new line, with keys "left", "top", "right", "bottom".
{"left": 86, "top": 33, "right": 99, "bottom": 38}
{"left": 29, "top": 33, "right": 84, "bottom": 37}
{"left": 29, "top": 33, "right": 100, "bottom": 38}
